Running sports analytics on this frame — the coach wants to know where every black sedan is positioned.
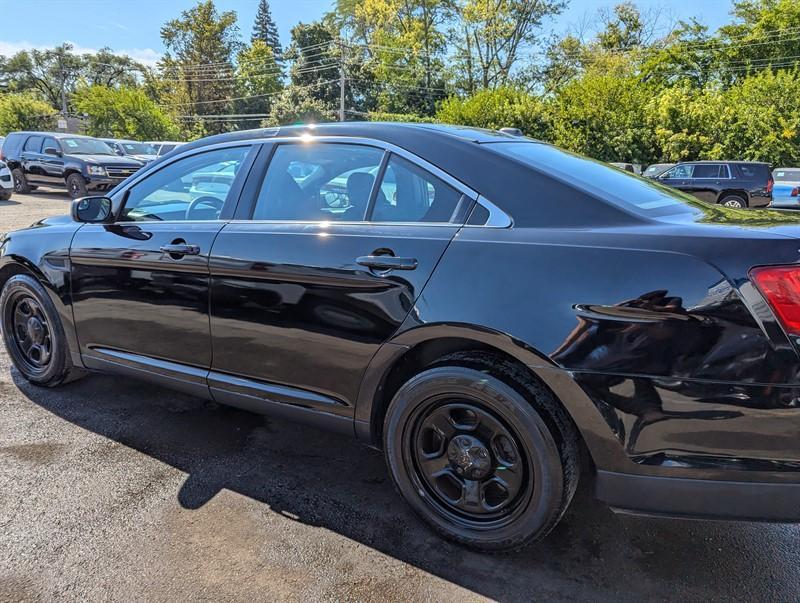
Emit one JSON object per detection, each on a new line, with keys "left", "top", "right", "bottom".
{"left": 3, "top": 123, "right": 800, "bottom": 552}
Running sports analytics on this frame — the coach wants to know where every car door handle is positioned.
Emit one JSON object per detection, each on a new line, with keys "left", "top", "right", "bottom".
{"left": 357, "top": 255, "right": 418, "bottom": 271}
{"left": 160, "top": 243, "right": 200, "bottom": 256}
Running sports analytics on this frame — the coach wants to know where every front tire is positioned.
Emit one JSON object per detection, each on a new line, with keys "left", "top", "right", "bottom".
{"left": 66, "top": 173, "right": 88, "bottom": 199}
{"left": 11, "top": 168, "right": 31, "bottom": 194}
{"left": 1, "top": 274, "right": 83, "bottom": 387}
{"left": 383, "top": 353, "right": 579, "bottom": 552}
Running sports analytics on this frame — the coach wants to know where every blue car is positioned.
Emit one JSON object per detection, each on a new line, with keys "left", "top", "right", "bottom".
{"left": 772, "top": 167, "right": 800, "bottom": 208}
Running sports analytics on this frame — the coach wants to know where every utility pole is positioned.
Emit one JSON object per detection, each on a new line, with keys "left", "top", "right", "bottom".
{"left": 58, "top": 53, "right": 68, "bottom": 130}
{"left": 338, "top": 40, "right": 346, "bottom": 122}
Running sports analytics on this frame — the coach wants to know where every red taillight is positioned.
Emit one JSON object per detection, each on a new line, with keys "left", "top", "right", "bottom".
{"left": 792, "top": 187, "right": 799, "bottom": 197}
{"left": 767, "top": 178, "right": 774, "bottom": 194}
{"left": 750, "top": 265, "right": 800, "bottom": 335}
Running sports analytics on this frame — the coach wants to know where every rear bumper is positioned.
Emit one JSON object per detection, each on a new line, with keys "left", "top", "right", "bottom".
{"left": 596, "top": 470, "right": 800, "bottom": 522}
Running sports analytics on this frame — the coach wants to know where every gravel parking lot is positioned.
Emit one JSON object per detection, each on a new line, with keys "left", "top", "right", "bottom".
{"left": 2, "top": 189, "right": 800, "bottom": 602}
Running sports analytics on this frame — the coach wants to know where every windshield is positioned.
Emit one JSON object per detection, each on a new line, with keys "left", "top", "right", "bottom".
{"left": 773, "top": 169, "right": 800, "bottom": 182}
{"left": 61, "top": 138, "right": 115, "bottom": 155}
{"left": 488, "top": 142, "right": 700, "bottom": 217}
{"left": 122, "top": 142, "right": 156, "bottom": 155}
{"left": 644, "top": 164, "right": 671, "bottom": 176}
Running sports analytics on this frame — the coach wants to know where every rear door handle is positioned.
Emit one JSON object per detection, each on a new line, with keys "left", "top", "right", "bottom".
{"left": 357, "top": 255, "right": 418, "bottom": 271}
{"left": 160, "top": 243, "right": 200, "bottom": 256}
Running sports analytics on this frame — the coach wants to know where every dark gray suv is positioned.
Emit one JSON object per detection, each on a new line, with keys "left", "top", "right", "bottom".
{"left": 656, "top": 160, "right": 773, "bottom": 208}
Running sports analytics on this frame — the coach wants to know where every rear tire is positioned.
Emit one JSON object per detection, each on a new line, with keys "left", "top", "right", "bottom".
{"left": 1, "top": 274, "right": 84, "bottom": 387}
{"left": 66, "top": 173, "right": 88, "bottom": 199}
{"left": 11, "top": 168, "right": 31, "bottom": 194}
{"left": 720, "top": 194, "right": 747, "bottom": 208}
{"left": 383, "top": 352, "right": 579, "bottom": 552}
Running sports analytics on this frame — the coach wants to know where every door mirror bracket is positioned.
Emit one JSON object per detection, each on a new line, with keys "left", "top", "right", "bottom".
{"left": 71, "top": 196, "right": 114, "bottom": 223}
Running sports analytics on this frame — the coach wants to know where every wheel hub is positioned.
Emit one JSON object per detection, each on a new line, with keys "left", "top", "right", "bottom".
{"left": 27, "top": 317, "right": 44, "bottom": 344}
{"left": 447, "top": 434, "right": 492, "bottom": 480}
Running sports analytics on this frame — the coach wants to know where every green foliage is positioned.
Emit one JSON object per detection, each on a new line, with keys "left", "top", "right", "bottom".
{"left": 73, "top": 85, "right": 180, "bottom": 140}
{"left": 262, "top": 85, "right": 336, "bottom": 126}
{"left": 436, "top": 87, "right": 549, "bottom": 138}
{"left": 549, "top": 61, "right": 657, "bottom": 163}
{"left": 365, "top": 110, "right": 435, "bottom": 123}
{"left": 233, "top": 39, "right": 283, "bottom": 126}
{"left": 0, "top": 94, "right": 57, "bottom": 134}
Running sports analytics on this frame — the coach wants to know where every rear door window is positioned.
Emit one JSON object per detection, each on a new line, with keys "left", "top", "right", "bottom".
{"left": 23, "top": 136, "right": 43, "bottom": 152}
{"left": 692, "top": 164, "right": 724, "bottom": 178}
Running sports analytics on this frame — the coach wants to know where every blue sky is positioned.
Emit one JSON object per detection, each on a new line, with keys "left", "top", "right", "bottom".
{"left": 0, "top": 0, "right": 735, "bottom": 65}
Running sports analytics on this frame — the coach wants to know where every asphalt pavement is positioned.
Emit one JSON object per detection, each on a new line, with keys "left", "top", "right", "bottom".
{"left": 1, "top": 190, "right": 799, "bottom": 602}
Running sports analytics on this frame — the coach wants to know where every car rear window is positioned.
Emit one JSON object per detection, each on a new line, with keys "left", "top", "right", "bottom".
{"left": 488, "top": 142, "right": 700, "bottom": 217}
{"left": 774, "top": 169, "right": 800, "bottom": 182}
{"left": 738, "top": 163, "right": 770, "bottom": 180}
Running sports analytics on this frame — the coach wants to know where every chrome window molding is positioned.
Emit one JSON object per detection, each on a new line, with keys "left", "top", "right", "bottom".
{"left": 110, "top": 134, "right": 513, "bottom": 229}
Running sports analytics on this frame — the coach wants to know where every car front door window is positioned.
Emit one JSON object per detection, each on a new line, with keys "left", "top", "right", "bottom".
{"left": 120, "top": 146, "right": 250, "bottom": 222}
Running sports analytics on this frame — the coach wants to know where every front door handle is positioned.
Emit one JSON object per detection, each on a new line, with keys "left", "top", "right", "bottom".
{"left": 160, "top": 243, "right": 200, "bottom": 256}
{"left": 357, "top": 255, "right": 418, "bottom": 271}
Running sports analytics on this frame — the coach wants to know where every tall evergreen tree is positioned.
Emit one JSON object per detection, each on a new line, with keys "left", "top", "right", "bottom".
{"left": 252, "top": 0, "right": 283, "bottom": 62}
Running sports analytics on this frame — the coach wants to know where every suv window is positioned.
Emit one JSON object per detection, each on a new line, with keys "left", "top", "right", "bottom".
{"left": 662, "top": 164, "right": 693, "bottom": 179}
{"left": 1, "top": 133, "right": 25, "bottom": 155}
{"left": 121, "top": 146, "right": 250, "bottom": 222}
{"left": 739, "top": 163, "right": 769, "bottom": 180}
{"left": 371, "top": 154, "right": 463, "bottom": 223}
{"left": 692, "top": 164, "right": 724, "bottom": 178}
{"left": 23, "top": 136, "right": 43, "bottom": 152}
{"left": 42, "top": 138, "right": 60, "bottom": 155}
{"left": 253, "top": 143, "right": 384, "bottom": 221}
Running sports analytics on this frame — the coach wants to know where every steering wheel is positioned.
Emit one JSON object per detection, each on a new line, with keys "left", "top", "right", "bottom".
{"left": 185, "top": 196, "right": 224, "bottom": 220}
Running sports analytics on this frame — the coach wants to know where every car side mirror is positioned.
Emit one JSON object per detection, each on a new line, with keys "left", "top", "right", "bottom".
{"left": 71, "top": 196, "right": 113, "bottom": 223}
{"left": 44, "top": 147, "right": 61, "bottom": 157}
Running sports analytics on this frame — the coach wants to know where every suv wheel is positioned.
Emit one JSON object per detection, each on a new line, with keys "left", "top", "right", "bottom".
{"left": 383, "top": 352, "right": 579, "bottom": 552}
{"left": 11, "top": 168, "right": 31, "bottom": 194}
{"left": 0, "top": 274, "right": 84, "bottom": 387}
{"left": 720, "top": 195, "right": 747, "bottom": 209}
{"left": 66, "top": 173, "right": 88, "bottom": 199}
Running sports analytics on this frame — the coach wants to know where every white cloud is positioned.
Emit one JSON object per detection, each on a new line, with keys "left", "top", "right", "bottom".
{"left": 0, "top": 40, "right": 162, "bottom": 67}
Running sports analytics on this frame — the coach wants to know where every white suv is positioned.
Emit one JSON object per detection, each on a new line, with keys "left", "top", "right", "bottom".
{"left": 0, "top": 160, "right": 12, "bottom": 200}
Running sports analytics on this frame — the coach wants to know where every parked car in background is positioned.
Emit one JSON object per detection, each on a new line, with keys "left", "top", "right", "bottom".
{"left": 0, "top": 160, "right": 13, "bottom": 200}
{"left": 642, "top": 162, "right": 675, "bottom": 178}
{"left": 100, "top": 138, "right": 158, "bottom": 164}
{"left": 6, "top": 123, "right": 800, "bottom": 552}
{"left": 771, "top": 167, "right": 800, "bottom": 209}
{"left": 145, "top": 141, "right": 184, "bottom": 157}
{"left": 656, "top": 160, "right": 773, "bottom": 208}
{"left": 0, "top": 132, "right": 144, "bottom": 199}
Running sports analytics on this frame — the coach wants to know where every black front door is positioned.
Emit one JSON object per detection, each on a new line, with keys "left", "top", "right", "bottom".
{"left": 70, "top": 144, "right": 256, "bottom": 395}
{"left": 207, "top": 141, "right": 471, "bottom": 419}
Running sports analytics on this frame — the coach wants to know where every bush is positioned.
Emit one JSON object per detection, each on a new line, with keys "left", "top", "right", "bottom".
{"left": 0, "top": 94, "right": 57, "bottom": 134}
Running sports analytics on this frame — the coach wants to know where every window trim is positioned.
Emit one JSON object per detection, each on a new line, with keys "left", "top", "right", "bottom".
{"left": 112, "top": 136, "right": 511, "bottom": 228}
{"left": 688, "top": 163, "right": 730, "bottom": 180}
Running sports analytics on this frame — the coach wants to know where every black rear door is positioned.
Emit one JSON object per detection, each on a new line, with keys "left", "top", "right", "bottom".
{"left": 70, "top": 144, "right": 257, "bottom": 394}
{"left": 207, "top": 140, "right": 474, "bottom": 422}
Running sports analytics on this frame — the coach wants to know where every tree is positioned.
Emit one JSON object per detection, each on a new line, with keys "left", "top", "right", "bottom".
{"left": 73, "top": 85, "right": 180, "bottom": 140}
{"left": 233, "top": 40, "right": 283, "bottom": 128}
{"left": 160, "top": 0, "right": 241, "bottom": 133}
{"left": 252, "top": 0, "right": 283, "bottom": 64}
{"left": 457, "top": 0, "right": 566, "bottom": 90}
{"left": 262, "top": 85, "right": 336, "bottom": 126}
{"left": 285, "top": 22, "right": 340, "bottom": 109}
{"left": 1, "top": 44, "right": 84, "bottom": 109}
{"left": 0, "top": 94, "right": 57, "bottom": 134}
{"left": 436, "top": 87, "right": 550, "bottom": 138}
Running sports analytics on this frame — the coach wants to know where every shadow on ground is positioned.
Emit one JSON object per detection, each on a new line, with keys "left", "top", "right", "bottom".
{"left": 12, "top": 369, "right": 800, "bottom": 601}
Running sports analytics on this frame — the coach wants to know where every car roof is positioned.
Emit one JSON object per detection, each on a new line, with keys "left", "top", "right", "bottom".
{"left": 675, "top": 159, "right": 770, "bottom": 165}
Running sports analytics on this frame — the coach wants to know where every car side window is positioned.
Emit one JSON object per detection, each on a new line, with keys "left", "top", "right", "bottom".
{"left": 692, "top": 164, "right": 723, "bottom": 178}
{"left": 23, "top": 136, "right": 43, "bottom": 153}
{"left": 42, "top": 138, "right": 60, "bottom": 155}
{"left": 252, "top": 143, "right": 384, "bottom": 221}
{"left": 370, "top": 155, "right": 462, "bottom": 223}
{"left": 120, "top": 146, "right": 250, "bottom": 222}
{"left": 662, "top": 164, "right": 693, "bottom": 179}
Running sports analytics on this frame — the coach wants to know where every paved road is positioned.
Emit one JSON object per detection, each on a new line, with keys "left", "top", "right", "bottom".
{"left": 2, "top": 190, "right": 800, "bottom": 602}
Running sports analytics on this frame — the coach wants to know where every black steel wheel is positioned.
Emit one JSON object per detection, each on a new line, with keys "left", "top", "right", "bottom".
{"left": 66, "top": 173, "right": 88, "bottom": 199}
{"left": 11, "top": 168, "right": 31, "bottom": 194}
{"left": 384, "top": 353, "right": 579, "bottom": 551}
{"left": 0, "top": 274, "right": 84, "bottom": 386}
